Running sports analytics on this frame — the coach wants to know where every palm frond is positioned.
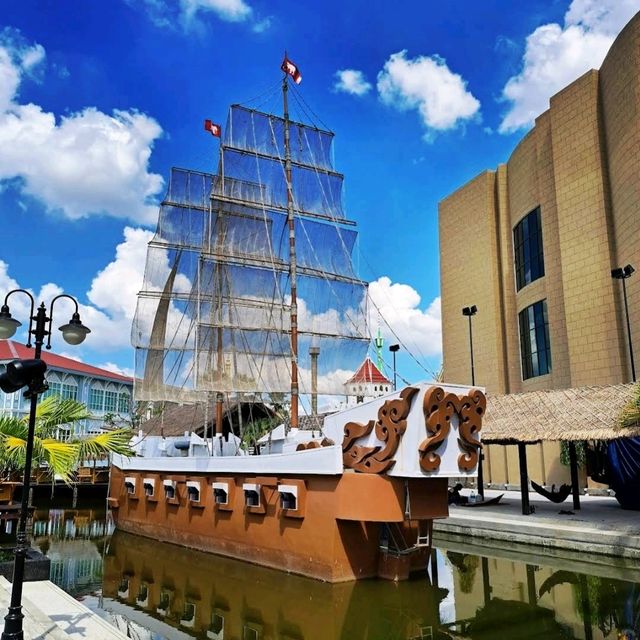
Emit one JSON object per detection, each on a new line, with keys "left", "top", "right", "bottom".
{"left": 71, "top": 429, "right": 133, "bottom": 459}
{"left": 0, "top": 417, "right": 28, "bottom": 440}
{"left": 33, "top": 396, "right": 92, "bottom": 435}
{"left": 39, "top": 440, "right": 79, "bottom": 482}
{"left": 618, "top": 383, "right": 640, "bottom": 429}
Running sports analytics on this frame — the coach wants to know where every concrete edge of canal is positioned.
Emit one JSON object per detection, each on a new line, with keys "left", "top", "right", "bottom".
{"left": 434, "top": 508, "right": 640, "bottom": 564}
{"left": 0, "top": 576, "right": 128, "bottom": 639}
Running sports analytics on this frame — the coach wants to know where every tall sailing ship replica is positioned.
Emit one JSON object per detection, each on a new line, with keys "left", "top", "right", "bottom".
{"left": 109, "top": 57, "right": 487, "bottom": 582}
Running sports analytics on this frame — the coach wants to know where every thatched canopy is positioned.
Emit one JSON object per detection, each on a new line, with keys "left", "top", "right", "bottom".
{"left": 483, "top": 383, "right": 640, "bottom": 445}
{"left": 139, "top": 401, "right": 274, "bottom": 437}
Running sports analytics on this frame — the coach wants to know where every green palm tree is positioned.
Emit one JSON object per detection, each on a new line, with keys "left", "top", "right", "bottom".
{"left": 0, "top": 395, "right": 133, "bottom": 483}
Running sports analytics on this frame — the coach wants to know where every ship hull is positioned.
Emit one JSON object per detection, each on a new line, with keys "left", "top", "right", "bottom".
{"left": 108, "top": 465, "right": 448, "bottom": 582}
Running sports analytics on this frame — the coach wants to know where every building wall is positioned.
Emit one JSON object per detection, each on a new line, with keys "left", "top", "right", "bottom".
{"left": 439, "top": 11, "right": 640, "bottom": 488}
{"left": 600, "top": 15, "right": 640, "bottom": 382}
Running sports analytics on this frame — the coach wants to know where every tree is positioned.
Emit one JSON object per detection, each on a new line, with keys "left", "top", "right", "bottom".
{"left": 0, "top": 395, "right": 133, "bottom": 483}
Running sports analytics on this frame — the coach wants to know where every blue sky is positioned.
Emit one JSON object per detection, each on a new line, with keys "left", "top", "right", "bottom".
{"left": 0, "top": 0, "right": 638, "bottom": 389}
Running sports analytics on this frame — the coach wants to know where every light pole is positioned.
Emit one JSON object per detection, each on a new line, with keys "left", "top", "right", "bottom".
{"left": 461, "top": 306, "right": 477, "bottom": 386}
{"left": 462, "top": 305, "right": 483, "bottom": 498}
{"left": 0, "top": 290, "right": 90, "bottom": 640}
{"left": 612, "top": 264, "right": 636, "bottom": 382}
{"left": 389, "top": 344, "right": 400, "bottom": 390}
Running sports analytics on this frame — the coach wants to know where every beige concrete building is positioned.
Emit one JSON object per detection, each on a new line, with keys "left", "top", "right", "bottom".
{"left": 439, "top": 13, "right": 640, "bottom": 487}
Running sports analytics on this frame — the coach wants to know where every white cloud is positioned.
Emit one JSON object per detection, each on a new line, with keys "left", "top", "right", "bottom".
{"left": 377, "top": 50, "right": 480, "bottom": 135}
{"left": 334, "top": 69, "right": 372, "bottom": 96}
{"left": 368, "top": 276, "right": 441, "bottom": 358}
{"left": 0, "top": 31, "right": 164, "bottom": 223}
{"left": 96, "top": 362, "right": 135, "bottom": 377}
{"left": 180, "top": 0, "right": 252, "bottom": 22}
{"left": 499, "top": 0, "right": 640, "bottom": 132}
{"left": 130, "top": 0, "right": 258, "bottom": 28}
{"left": 88, "top": 227, "right": 155, "bottom": 321}
{"left": 251, "top": 16, "right": 272, "bottom": 33}
{"left": 0, "top": 227, "right": 152, "bottom": 357}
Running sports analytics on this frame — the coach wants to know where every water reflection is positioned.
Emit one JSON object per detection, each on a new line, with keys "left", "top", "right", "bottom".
{"left": 28, "top": 507, "right": 640, "bottom": 640}
{"left": 31, "top": 507, "right": 112, "bottom": 596}
{"left": 102, "top": 529, "right": 446, "bottom": 640}
{"left": 441, "top": 545, "right": 640, "bottom": 640}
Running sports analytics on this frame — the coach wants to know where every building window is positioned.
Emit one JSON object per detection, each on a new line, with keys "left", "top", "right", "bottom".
{"left": 518, "top": 300, "right": 551, "bottom": 380}
{"left": 42, "top": 381, "right": 61, "bottom": 400}
{"left": 104, "top": 389, "right": 118, "bottom": 413}
{"left": 60, "top": 381, "right": 78, "bottom": 401}
{"left": 513, "top": 207, "right": 544, "bottom": 291}
{"left": 118, "top": 392, "right": 130, "bottom": 414}
{"left": 89, "top": 387, "right": 104, "bottom": 412}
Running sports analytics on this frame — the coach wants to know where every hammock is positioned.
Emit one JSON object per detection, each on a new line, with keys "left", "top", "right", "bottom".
{"left": 531, "top": 480, "right": 571, "bottom": 504}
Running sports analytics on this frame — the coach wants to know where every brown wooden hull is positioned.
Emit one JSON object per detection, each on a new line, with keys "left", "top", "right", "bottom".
{"left": 108, "top": 467, "right": 448, "bottom": 582}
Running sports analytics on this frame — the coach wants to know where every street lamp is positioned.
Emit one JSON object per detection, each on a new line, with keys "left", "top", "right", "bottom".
{"left": 462, "top": 305, "right": 483, "bottom": 498}
{"left": 0, "top": 289, "right": 90, "bottom": 640}
{"left": 389, "top": 344, "right": 400, "bottom": 390}
{"left": 611, "top": 264, "right": 636, "bottom": 382}
{"left": 461, "top": 306, "right": 477, "bottom": 385}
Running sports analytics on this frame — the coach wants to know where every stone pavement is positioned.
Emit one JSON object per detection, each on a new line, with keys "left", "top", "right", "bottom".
{"left": 434, "top": 489, "right": 640, "bottom": 568}
{"left": 0, "top": 576, "right": 127, "bottom": 640}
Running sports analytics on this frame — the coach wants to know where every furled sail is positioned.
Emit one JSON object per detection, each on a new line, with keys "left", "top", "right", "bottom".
{"left": 132, "top": 105, "right": 370, "bottom": 403}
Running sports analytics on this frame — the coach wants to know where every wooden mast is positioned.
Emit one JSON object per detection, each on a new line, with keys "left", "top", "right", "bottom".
{"left": 283, "top": 70, "right": 299, "bottom": 429}
{"left": 214, "top": 133, "right": 225, "bottom": 441}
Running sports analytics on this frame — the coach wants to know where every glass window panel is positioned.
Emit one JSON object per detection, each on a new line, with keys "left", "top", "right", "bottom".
{"left": 104, "top": 391, "right": 118, "bottom": 413}
{"left": 513, "top": 207, "right": 545, "bottom": 291}
{"left": 118, "top": 393, "right": 130, "bottom": 414}
{"left": 519, "top": 300, "right": 551, "bottom": 380}
{"left": 89, "top": 388, "right": 104, "bottom": 412}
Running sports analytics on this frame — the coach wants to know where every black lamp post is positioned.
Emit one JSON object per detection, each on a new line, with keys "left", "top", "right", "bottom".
{"left": 389, "top": 344, "right": 400, "bottom": 390}
{"left": 461, "top": 306, "right": 477, "bottom": 386}
{"left": 462, "top": 305, "right": 484, "bottom": 498}
{"left": 0, "top": 290, "right": 90, "bottom": 640}
{"left": 611, "top": 264, "right": 636, "bottom": 382}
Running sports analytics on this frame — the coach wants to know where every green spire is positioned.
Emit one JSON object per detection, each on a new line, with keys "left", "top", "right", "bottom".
{"left": 374, "top": 327, "right": 384, "bottom": 372}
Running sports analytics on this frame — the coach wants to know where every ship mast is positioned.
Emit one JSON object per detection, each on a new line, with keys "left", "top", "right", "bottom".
{"left": 282, "top": 71, "right": 299, "bottom": 429}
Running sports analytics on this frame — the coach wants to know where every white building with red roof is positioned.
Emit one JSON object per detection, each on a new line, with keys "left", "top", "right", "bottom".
{"left": 0, "top": 339, "right": 133, "bottom": 435}
{"left": 344, "top": 356, "right": 392, "bottom": 403}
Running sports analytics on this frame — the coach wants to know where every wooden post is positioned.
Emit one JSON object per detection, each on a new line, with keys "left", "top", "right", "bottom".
{"left": 430, "top": 548, "right": 439, "bottom": 588}
{"left": 526, "top": 564, "right": 537, "bottom": 605}
{"left": 578, "top": 574, "right": 593, "bottom": 640}
{"left": 477, "top": 452, "right": 485, "bottom": 499}
{"left": 518, "top": 443, "right": 530, "bottom": 515}
{"left": 481, "top": 557, "right": 490, "bottom": 606}
{"left": 568, "top": 441, "right": 581, "bottom": 510}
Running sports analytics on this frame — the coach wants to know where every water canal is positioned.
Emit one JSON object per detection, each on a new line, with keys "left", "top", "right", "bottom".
{"left": 27, "top": 502, "right": 640, "bottom": 639}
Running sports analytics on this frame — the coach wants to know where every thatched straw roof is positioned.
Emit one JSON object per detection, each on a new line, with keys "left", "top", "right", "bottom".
{"left": 483, "top": 383, "right": 640, "bottom": 444}
{"left": 139, "top": 401, "right": 273, "bottom": 437}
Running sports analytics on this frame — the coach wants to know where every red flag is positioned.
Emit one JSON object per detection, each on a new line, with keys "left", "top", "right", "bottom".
{"left": 204, "top": 119, "right": 221, "bottom": 137}
{"left": 281, "top": 56, "right": 302, "bottom": 84}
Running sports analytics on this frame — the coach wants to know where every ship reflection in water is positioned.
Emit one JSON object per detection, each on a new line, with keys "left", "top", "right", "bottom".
{"left": 102, "top": 529, "right": 447, "bottom": 640}
{"left": 31, "top": 508, "right": 640, "bottom": 639}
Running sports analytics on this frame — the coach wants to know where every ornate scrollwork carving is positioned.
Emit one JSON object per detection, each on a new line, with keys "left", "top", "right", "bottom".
{"left": 419, "top": 387, "right": 458, "bottom": 471}
{"left": 419, "top": 386, "right": 486, "bottom": 472}
{"left": 342, "top": 387, "right": 419, "bottom": 474}
{"left": 456, "top": 388, "right": 486, "bottom": 471}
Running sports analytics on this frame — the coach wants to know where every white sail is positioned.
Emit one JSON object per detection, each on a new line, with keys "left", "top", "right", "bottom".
{"left": 132, "top": 106, "right": 370, "bottom": 402}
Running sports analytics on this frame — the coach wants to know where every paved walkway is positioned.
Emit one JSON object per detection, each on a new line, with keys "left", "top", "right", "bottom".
{"left": 434, "top": 489, "right": 640, "bottom": 566}
{"left": 0, "top": 577, "right": 127, "bottom": 640}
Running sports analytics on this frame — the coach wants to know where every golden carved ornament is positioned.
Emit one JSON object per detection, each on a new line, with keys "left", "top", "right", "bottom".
{"left": 419, "top": 386, "right": 486, "bottom": 472}
{"left": 342, "top": 387, "right": 419, "bottom": 474}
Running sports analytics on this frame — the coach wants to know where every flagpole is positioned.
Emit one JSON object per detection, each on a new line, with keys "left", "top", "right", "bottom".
{"left": 282, "top": 66, "right": 299, "bottom": 430}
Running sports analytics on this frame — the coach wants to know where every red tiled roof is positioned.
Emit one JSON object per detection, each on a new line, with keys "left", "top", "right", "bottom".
{"left": 0, "top": 340, "right": 132, "bottom": 384}
{"left": 345, "top": 357, "right": 390, "bottom": 385}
